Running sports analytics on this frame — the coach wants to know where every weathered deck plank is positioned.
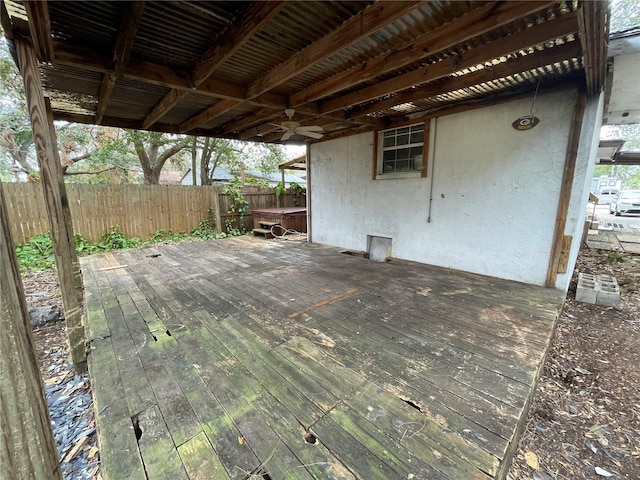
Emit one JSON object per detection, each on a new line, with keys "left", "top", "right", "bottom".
{"left": 83, "top": 237, "right": 563, "bottom": 480}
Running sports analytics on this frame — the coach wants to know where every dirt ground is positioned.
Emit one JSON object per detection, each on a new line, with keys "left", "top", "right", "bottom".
{"left": 509, "top": 248, "right": 640, "bottom": 480}
{"left": 23, "top": 246, "right": 639, "bottom": 480}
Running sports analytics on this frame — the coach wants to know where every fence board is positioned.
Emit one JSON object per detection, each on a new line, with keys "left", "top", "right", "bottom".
{"left": 4, "top": 183, "right": 304, "bottom": 242}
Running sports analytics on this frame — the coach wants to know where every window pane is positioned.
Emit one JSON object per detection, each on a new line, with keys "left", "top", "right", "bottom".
{"left": 383, "top": 161, "right": 394, "bottom": 172}
{"left": 397, "top": 134, "right": 410, "bottom": 146}
{"left": 383, "top": 136, "right": 395, "bottom": 148}
{"left": 396, "top": 148, "right": 410, "bottom": 160}
{"left": 383, "top": 150, "right": 396, "bottom": 161}
{"left": 410, "top": 130, "right": 424, "bottom": 144}
{"left": 410, "top": 146, "right": 423, "bottom": 158}
{"left": 397, "top": 127, "right": 410, "bottom": 134}
{"left": 396, "top": 160, "right": 409, "bottom": 171}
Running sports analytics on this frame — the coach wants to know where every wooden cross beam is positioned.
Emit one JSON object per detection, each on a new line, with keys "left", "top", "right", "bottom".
{"left": 245, "top": 0, "right": 424, "bottom": 99}
{"left": 143, "top": 2, "right": 285, "bottom": 130}
{"left": 319, "top": 11, "right": 580, "bottom": 115}
{"left": 289, "top": 1, "right": 556, "bottom": 106}
{"left": 348, "top": 40, "right": 583, "bottom": 119}
{"left": 96, "top": 2, "right": 146, "bottom": 123}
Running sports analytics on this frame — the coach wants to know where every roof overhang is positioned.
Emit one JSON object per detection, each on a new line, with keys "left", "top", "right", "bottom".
{"left": 1, "top": 0, "right": 609, "bottom": 144}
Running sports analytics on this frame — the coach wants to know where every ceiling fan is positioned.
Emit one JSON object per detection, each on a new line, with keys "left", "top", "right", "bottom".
{"left": 270, "top": 109, "right": 323, "bottom": 141}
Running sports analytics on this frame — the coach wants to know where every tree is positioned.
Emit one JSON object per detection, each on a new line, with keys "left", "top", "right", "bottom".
{"left": 0, "top": 32, "right": 34, "bottom": 179}
{"left": 192, "top": 136, "right": 234, "bottom": 186}
{"left": 128, "top": 131, "right": 190, "bottom": 184}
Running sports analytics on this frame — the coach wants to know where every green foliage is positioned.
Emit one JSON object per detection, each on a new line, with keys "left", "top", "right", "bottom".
{"left": 275, "top": 182, "right": 286, "bottom": 198}
{"left": 224, "top": 219, "right": 243, "bottom": 237}
{"left": 222, "top": 177, "right": 250, "bottom": 218}
{"left": 15, "top": 233, "right": 56, "bottom": 270}
{"left": 289, "top": 181, "right": 306, "bottom": 206}
{"left": 15, "top": 216, "right": 230, "bottom": 271}
{"left": 607, "top": 250, "right": 640, "bottom": 265}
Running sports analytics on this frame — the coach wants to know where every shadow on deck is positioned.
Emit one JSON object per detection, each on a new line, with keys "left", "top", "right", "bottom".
{"left": 81, "top": 237, "right": 564, "bottom": 480}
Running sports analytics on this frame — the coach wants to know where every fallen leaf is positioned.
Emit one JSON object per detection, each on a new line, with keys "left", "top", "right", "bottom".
{"left": 88, "top": 446, "right": 99, "bottom": 459}
{"left": 533, "top": 471, "right": 556, "bottom": 480}
{"left": 524, "top": 451, "right": 540, "bottom": 470}
{"left": 238, "top": 435, "right": 244, "bottom": 445}
{"left": 574, "top": 366, "right": 592, "bottom": 375}
{"left": 595, "top": 466, "right": 614, "bottom": 477}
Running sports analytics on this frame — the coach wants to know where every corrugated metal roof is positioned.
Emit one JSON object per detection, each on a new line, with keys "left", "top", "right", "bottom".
{"left": 3, "top": 0, "right": 606, "bottom": 142}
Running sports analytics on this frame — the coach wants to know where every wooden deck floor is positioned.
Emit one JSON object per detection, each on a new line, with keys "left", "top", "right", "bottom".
{"left": 82, "top": 237, "right": 564, "bottom": 480}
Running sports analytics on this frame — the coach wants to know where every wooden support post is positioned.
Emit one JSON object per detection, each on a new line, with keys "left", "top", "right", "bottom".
{"left": 212, "top": 188, "right": 223, "bottom": 232}
{"left": 306, "top": 144, "right": 312, "bottom": 242}
{"left": 0, "top": 181, "right": 63, "bottom": 480}
{"left": 15, "top": 37, "right": 86, "bottom": 370}
{"left": 546, "top": 93, "right": 587, "bottom": 287}
{"left": 45, "top": 98, "right": 84, "bottom": 303}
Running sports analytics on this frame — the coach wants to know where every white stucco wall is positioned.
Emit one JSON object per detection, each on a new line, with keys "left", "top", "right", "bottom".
{"left": 310, "top": 89, "right": 601, "bottom": 288}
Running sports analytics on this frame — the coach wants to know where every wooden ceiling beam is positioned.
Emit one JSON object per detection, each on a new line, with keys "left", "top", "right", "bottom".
{"left": 307, "top": 125, "right": 376, "bottom": 145}
{"left": 179, "top": 99, "right": 241, "bottom": 133}
{"left": 24, "top": 1, "right": 54, "bottom": 62}
{"left": 578, "top": 1, "right": 608, "bottom": 95}
{"left": 95, "top": 73, "right": 116, "bottom": 124}
{"left": 214, "top": 108, "right": 282, "bottom": 135}
{"left": 96, "top": 1, "right": 146, "bottom": 123}
{"left": 290, "top": 1, "right": 556, "bottom": 107}
{"left": 349, "top": 41, "right": 582, "bottom": 119}
{"left": 191, "top": 1, "right": 287, "bottom": 86}
{"left": 245, "top": 0, "right": 423, "bottom": 100}
{"left": 320, "top": 11, "right": 579, "bottom": 115}
{"left": 142, "top": 90, "right": 188, "bottom": 129}
{"left": 51, "top": 41, "right": 377, "bottom": 128}
{"left": 142, "top": 2, "right": 285, "bottom": 129}
{"left": 385, "top": 79, "right": 579, "bottom": 127}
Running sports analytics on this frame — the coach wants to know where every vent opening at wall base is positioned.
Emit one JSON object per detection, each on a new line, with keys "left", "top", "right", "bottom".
{"left": 367, "top": 235, "right": 392, "bottom": 262}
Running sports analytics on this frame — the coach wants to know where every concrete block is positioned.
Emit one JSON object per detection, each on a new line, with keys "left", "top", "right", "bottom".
{"left": 596, "top": 275, "right": 620, "bottom": 308}
{"left": 576, "top": 273, "right": 598, "bottom": 304}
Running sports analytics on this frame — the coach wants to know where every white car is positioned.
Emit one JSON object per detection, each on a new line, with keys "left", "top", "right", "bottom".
{"left": 610, "top": 190, "right": 640, "bottom": 216}
{"left": 598, "top": 188, "right": 619, "bottom": 204}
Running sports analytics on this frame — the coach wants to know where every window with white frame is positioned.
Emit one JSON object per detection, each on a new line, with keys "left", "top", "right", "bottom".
{"left": 377, "top": 123, "right": 425, "bottom": 176}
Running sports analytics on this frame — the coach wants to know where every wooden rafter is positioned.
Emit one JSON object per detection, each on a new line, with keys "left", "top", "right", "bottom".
{"left": 245, "top": 0, "right": 423, "bottom": 100}
{"left": 142, "top": 90, "right": 187, "bottom": 129}
{"left": 179, "top": 99, "right": 241, "bottom": 133}
{"left": 348, "top": 41, "right": 583, "bottom": 119}
{"left": 143, "top": 2, "right": 285, "bottom": 129}
{"left": 191, "top": 1, "right": 287, "bottom": 86}
{"left": 215, "top": 108, "right": 282, "bottom": 135}
{"left": 320, "top": 11, "right": 580, "bottom": 115}
{"left": 289, "top": 0, "right": 556, "bottom": 106}
{"left": 96, "top": 2, "right": 146, "bottom": 123}
{"left": 24, "top": 1, "right": 54, "bottom": 62}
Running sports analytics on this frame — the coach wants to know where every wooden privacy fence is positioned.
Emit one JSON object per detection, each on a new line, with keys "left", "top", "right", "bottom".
{"left": 4, "top": 183, "right": 305, "bottom": 243}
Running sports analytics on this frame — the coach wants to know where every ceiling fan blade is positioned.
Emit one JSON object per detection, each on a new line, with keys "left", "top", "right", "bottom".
{"left": 298, "top": 130, "right": 323, "bottom": 139}
{"left": 297, "top": 125, "right": 323, "bottom": 132}
{"left": 268, "top": 123, "right": 285, "bottom": 130}
{"left": 281, "top": 130, "right": 293, "bottom": 141}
